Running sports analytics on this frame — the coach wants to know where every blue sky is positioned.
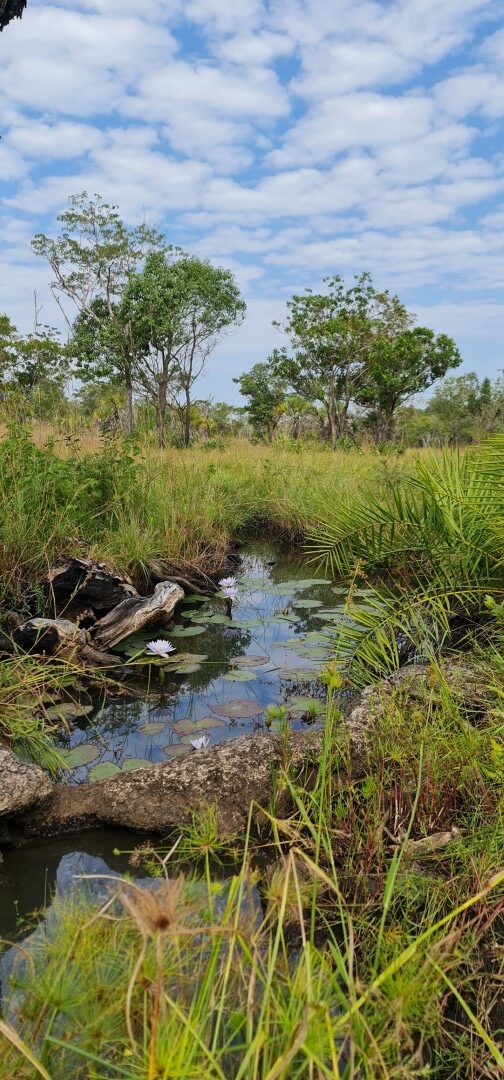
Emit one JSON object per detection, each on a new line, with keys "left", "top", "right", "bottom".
{"left": 1, "top": 0, "right": 503, "bottom": 403}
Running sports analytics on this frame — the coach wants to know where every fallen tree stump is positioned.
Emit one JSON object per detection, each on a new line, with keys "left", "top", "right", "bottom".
{"left": 42, "top": 558, "right": 138, "bottom": 612}
{"left": 91, "top": 580, "right": 184, "bottom": 649}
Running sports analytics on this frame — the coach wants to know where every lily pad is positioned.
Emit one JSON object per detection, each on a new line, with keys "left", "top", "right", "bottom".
{"left": 45, "top": 702, "right": 93, "bottom": 721}
{"left": 206, "top": 614, "right": 234, "bottom": 625}
{"left": 112, "top": 630, "right": 174, "bottom": 655}
{"left": 88, "top": 761, "right": 122, "bottom": 782}
{"left": 287, "top": 696, "right": 324, "bottom": 717}
{"left": 211, "top": 700, "right": 264, "bottom": 719}
{"left": 230, "top": 618, "right": 263, "bottom": 629}
{"left": 182, "top": 594, "right": 211, "bottom": 603}
{"left": 171, "top": 662, "right": 202, "bottom": 674}
{"left": 278, "top": 667, "right": 320, "bottom": 681}
{"left": 163, "top": 743, "right": 191, "bottom": 757}
{"left": 222, "top": 670, "right": 258, "bottom": 682}
{"left": 229, "top": 655, "right": 269, "bottom": 667}
{"left": 169, "top": 626, "right": 207, "bottom": 637}
{"left": 60, "top": 743, "right": 101, "bottom": 769}
{"left": 138, "top": 721, "right": 166, "bottom": 736}
{"left": 122, "top": 758, "right": 149, "bottom": 772}
{"left": 173, "top": 716, "right": 225, "bottom": 734}
{"left": 291, "top": 599, "right": 323, "bottom": 609}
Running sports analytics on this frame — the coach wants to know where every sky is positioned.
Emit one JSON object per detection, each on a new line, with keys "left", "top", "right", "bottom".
{"left": 0, "top": 0, "right": 503, "bottom": 404}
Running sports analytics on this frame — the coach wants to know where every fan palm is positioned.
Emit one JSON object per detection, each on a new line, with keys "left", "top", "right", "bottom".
{"left": 307, "top": 436, "right": 504, "bottom": 685}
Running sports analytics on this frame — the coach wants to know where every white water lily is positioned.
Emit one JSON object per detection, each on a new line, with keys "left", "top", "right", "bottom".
{"left": 190, "top": 736, "right": 210, "bottom": 751}
{"left": 221, "top": 586, "right": 238, "bottom": 600}
{"left": 145, "top": 639, "right": 176, "bottom": 657}
{"left": 219, "top": 576, "right": 237, "bottom": 589}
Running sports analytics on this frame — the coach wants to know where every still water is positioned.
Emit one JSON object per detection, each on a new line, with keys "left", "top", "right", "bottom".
{"left": 1, "top": 543, "right": 356, "bottom": 942}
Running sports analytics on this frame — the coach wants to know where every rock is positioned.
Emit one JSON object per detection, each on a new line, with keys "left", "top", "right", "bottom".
{"left": 0, "top": 749, "right": 53, "bottom": 818}
{"left": 91, "top": 580, "right": 184, "bottom": 650}
{"left": 8, "top": 729, "right": 324, "bottom": 842}
{"left": 43, "top": 558, "right": 138, "bottom": 612}
{"left": 13, "top": 618, "right": 89, "bottom": 655}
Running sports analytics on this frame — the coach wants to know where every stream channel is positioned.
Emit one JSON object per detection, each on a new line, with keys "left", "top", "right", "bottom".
{"left": 0, "top": 542, "right": 363, "bottom": 942}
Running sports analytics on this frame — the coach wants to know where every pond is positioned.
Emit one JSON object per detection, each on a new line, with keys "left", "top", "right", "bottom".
{"left": 55, "top": 541, "right": 353, "bottom": 782}
{"left": 1, "top": 542, "right": 362, "bottom": 943}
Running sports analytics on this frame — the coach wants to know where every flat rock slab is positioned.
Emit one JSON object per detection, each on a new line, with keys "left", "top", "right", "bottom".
{"left": 43, "top": 558, "right": 138, "bottom": 612}
{"left": 11, "top": 729, "right": 324, "bottom": 841}
{"left": 0, "top": 749, "right": 53, "bottom": 818}
{"left": 91, "top": 580, "right": 184, "bottom": 649}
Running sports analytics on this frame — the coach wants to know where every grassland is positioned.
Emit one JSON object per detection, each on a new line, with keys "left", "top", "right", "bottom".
{"left": 0, "top": 426, "right": 503, "bottom": 1079}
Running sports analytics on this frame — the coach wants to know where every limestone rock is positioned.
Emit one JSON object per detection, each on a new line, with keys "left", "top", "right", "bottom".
{"left": 0, "top": 749, "right": 52, "bottom": 818}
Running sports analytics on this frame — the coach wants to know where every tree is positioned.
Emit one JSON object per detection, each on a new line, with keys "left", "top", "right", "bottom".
{"left": 273, "top": 274, "right": 411, "bottom": 448}
{"left": 427, "top": 372, "right": 504, "bottom": 444}
{"left": 0, "top": 1, "right": 26, "bottom": 32}
{"left": 120, "top": 250, "right": 245, "bottom": 447}
{"left": 234, "top": 360, "right": 287, "bottom": 440}
{"left": 32, "top": 192, "right": 164, "bottom": 434}
{"left": 357, "top": 327, "right": 462, "bottom": 442}
{"left": 0, "top": 314, "right": 17, "bottom": 378}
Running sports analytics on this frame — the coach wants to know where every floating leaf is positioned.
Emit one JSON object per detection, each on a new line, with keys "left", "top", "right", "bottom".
{"left": 206, "top": 614, "right": 234, "bottom": 625}
{"left": 169, "top": 626, "right": 207, "bottom": 637}
{"left": 222, "top": 670, "right": 258, "bottom": 682}
{"left": 60, "top": 743, "right": 101, "bottom": 769}
{"left": 182, "top": 594, "right": 211, "bottom": 603}
{"left": 173, "top": 716, "right": 224, "bottom": 734}
{"left": 163, "top": 744, "right": 191, "bottom": 757}
{"left": 230, "top": 618, "right": 262, "bottom": 629}
{"left": 112, "top": 630, "right": 173, "bottom": 655}
{"left": 122, "top": 758, "right": 148, "bottom": 772}
{"left": 278, "top": 667, "right": 320, "bottom": 681}
{"left": 171, "top": 662, "right": 202, "bottom": 674}
{"left": 88, "top": 761, "right": 122, "bottom": 781}
{"left": 211, "top": 700, "right": 263, "bottom": 719}
{"left": 45, "top": 702, "right": 93, "bottom": 721}
{"left": 138, "top": 721, "right": 166, "bottom": 736}
{"left": 287, "top": 696, "right": 324, "bottom": 716}
{"left": 229, "top": 655, "right": 269, "bottom": 667}
{"left": 291, "top": 599, "right": 323, "bottom": 609}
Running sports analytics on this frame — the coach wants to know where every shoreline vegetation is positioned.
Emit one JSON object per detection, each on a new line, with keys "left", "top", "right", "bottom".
{"left": 0, "top": 427, "right": 503, "bottom": 1078}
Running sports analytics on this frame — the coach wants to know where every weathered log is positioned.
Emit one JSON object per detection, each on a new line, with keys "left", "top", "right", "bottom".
{"left": 0, "top": 749, "right": 52, "bottom": 818}
{"left": 13, "top": 617, "right": 89, "bottom": 655}
{"left": 42, "top": 557, "right": 138, "bottom": 612}
{"left": 91, "top": 580, "right": 184, "bottom": 649}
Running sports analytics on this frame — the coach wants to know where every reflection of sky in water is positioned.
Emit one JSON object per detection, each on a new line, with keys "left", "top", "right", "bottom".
{"left": 59, "top": 543, "right": 347, "bottom": 782}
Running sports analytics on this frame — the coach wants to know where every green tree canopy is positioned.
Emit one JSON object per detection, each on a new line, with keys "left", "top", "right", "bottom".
{"left": 234, "top": 359, "right": 287, "bottom": 440}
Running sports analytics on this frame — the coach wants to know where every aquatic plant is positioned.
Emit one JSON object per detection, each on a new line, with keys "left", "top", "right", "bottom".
{"left": 190, "top": 735, "right": 210, "bottom": 751}
{"left": 145, "top": 639, "right": 176, "bottom": 657}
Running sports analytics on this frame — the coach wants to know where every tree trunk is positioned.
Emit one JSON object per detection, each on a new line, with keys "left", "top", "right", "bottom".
{"left": 157, "top": 378, "right": 167, "bottom": 449}
{"left": 124, "top": 379, "right": 134, "bottom": 436}
{"left": 183, "top": 386, "right": 191, "bottom": 447}
{"left": 326, "top": 400, "right": 337, "bottom": 449}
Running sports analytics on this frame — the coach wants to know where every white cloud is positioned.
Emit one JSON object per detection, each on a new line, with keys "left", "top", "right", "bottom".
{"left": 6, "top": 120, "right": 106, "bottom": 160}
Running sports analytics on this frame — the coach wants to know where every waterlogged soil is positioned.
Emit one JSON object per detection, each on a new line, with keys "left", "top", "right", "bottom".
{"left": 54, "top": 542, "right": 360, "bottom": 784}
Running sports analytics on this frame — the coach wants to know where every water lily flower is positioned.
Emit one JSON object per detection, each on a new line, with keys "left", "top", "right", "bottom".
{"left": 219, "top": 576, "right": 237, "bottom": 589}
{"left": 190, "top": 736, "right": 210, "bottom": 751}
{"left": 146, "top": 639, "right": 176, "bottom": 657}
{"left": 221, "top": 586, "right": 238, "bottom": 600}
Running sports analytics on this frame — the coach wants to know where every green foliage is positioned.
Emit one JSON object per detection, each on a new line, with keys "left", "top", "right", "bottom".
{"left": 308, "top": 437, "right": 504, "bottom": 684}
{"left": 234, "top": 360, "right": 287, "bottom": 439}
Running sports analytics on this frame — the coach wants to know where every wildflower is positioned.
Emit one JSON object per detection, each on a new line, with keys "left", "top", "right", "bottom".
{"left": 190, "top": 736, "right": 210, "bottom": 751}
{"left": 219, "top": 576, "right": 237, "bottom": 588}
{"left": 146, "top": 639, "right": 175, "bottom": 657}
{"left": 221, "top": 586, "right": 238, "bottom": 600}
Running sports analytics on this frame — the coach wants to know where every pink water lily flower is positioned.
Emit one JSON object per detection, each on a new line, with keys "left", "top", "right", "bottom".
{"left": 146, "top": 639, "right": 176, "bottom": 657}
{"left": 219, "top": 576, "right": 237, "bottom": 589}
{"left": 190, "top": 736, "right": 210, "bottom": 751}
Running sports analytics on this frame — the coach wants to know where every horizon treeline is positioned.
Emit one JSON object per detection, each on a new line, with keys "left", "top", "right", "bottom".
{"left": 1, "top": 192, "right": 501, "bottom": 448}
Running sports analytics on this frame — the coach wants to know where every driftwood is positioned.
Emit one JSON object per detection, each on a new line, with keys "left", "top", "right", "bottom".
{"left": 42, "top": 557, "right": 138, "bottom": 612}
{"left": 91, "top": 580, "right": 184, "bottom": 650}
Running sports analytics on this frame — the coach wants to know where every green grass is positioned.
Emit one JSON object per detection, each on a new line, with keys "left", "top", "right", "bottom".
{"left": 1, "top": 655, "right": 503, "bottom": 1079}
